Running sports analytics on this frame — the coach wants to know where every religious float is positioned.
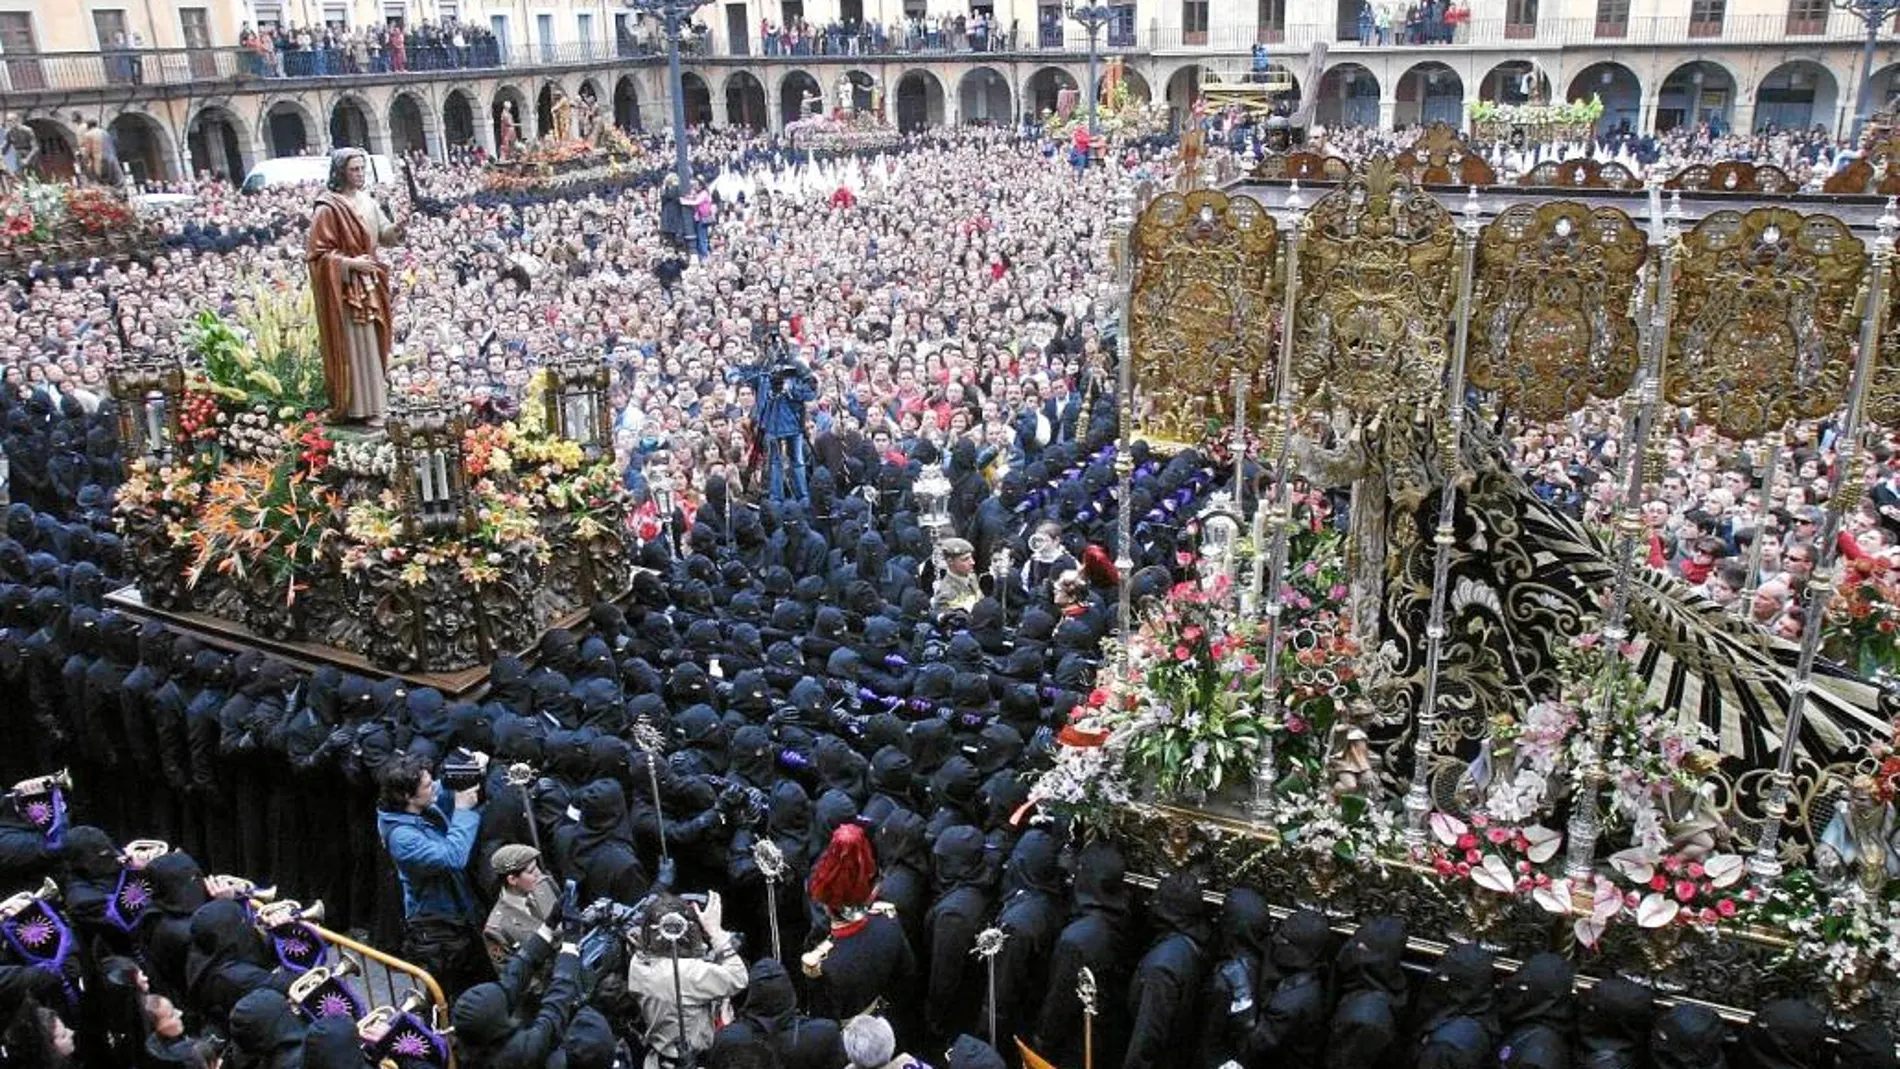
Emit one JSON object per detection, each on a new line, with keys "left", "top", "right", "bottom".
{"left": 0, "top": 177, "right": 161, "bottom": 278}
{"left": 485, "top": 93, "right": 648, "bottom": 195}
{"left": 1043, "top": 139, "right": 1900, "bottom": 1029}
{"left": 784, "top": 73, "right": 901, "bottom": 153}
{"left": 1038, "top": 57, "right": 1170, "bottom": 145}
{"left": 107, "top": 286, "right": 635, "bottom": 683}
{"left": 1465, "top": 96, "right": 1604, "bottom": 149}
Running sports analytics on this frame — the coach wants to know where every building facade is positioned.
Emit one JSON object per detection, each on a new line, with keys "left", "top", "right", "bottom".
{"left": 0, "top": 0, "right": 1891, "bottom": 184}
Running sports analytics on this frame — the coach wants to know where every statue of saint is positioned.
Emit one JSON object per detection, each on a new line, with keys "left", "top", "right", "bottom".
{"left": 498, "top": 101, "right": 519, "bottom": 157}
{"left": 306, "top": 148, "right": 403, "bottom": 425}
{"left": 836, "top": 74, "right": 854, "bottom": 116}
{"left": 2, "top": 115, "right": 39, "bottom": 184}
{"left": 551, "top": 90, "right": 575, "bottom": 143}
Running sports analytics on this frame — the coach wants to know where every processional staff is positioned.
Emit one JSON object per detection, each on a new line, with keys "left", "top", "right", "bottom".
{"left": 1078, "top": 965, "right": 1098, "bottom": 1069}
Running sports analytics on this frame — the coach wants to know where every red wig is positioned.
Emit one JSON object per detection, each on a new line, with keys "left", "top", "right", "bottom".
{"left": 1081, "top": 544, "right": 1120, "bottom": 588}
{"left": 808, "top": 822, "right": 879, "bottom": 914}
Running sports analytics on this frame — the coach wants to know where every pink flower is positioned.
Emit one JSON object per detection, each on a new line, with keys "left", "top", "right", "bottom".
{"left": 1173, "top": 646, "right": 1191, "bottom": 661}
{"left": 1455, "top": 833, "right": 1478, "bottom": 851}
{"left": 1464, "top": 849, "right": 1481, "bottom": 864}
{"left": 1286, "top": 716, "right": 1308, "bottom": 735}
{"left": 1485, "top": 827, "right": 1511, "bottom": 844}
{"left": 1663, "top": 855, "right": 1682, "bottom": 875}
{"left": 1434, "top": 858, "right": 1456, "bottom": 877}
{"left": 1182, "top": 626, "right": 1204, "bottom": 643}
{"left": 1515, "top": 860, "right": 1531, "bottom": 874}
{"left": 1687, "top": 862, "right": 1705, "bottom": 879}
{"left": 1649, "top": 875, "right": 1667, "bottom": 891}
{"left": 1624, "top": 892, "right": 1640, "bottom": 907}
{"left": 1674, "top": 880, "right": 1697, "bottom": 903}
{"left": 1716, "top": 898, "right": 1737, "bottom": 918}
{"left": 1699, "top": 908, "right": 1717, "bottom": 924}
{"left": 1574, "top": 633, "right": 1600, "bottom": 649}
{"left": 1303, "top": 560, "right": 1321, "bottom": 577}
{"left": 1454, "top": 862, "right": 1471, "bottom": 877}
{"left": 1328, "top": 584, "right": 1348, "bottom": 601}
{"left": 1471, "top": 814, "right": 1490, "bottom": 828}
{"left": 1516, "top": 877, "right": 1532, "bottom": 892}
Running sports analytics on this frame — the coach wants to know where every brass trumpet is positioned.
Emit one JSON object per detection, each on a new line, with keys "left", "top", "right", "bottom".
{"left": 207, "top": 875, "right": 277, "bottom": 903}
{"left": 287, "top": 957, "right": 360, "bottom": 1004}
{"left": 0, "top": 878, "right": 60, "bottom": 920}
{"left": 357, "top": 989, "right": 428, "bottom": 1040}
{"left": 8, "top": 770, "right": 71, "bottom": 798}
{"left": 255, "top": 898, "right": 322, "bottom": 930}
{"left": 122, "top": 839, "right": 171, "bottom": 868}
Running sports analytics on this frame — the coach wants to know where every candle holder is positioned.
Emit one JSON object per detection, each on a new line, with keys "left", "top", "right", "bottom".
{"left": 107, "top": 350, "right": 186, "bottom": 468}
{"left": 545, "top": 351, "right": 612, "bottom": 460}
{"left": 387, "top": 396, "right": 474, "bottom": 541}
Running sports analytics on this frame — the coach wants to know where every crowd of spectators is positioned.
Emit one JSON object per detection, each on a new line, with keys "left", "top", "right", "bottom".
{"left": 236, "top": 19, "right": 506, "bottom": 78}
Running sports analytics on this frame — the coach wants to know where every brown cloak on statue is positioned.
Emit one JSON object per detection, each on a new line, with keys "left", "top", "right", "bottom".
{"left": 305, "top": 189, "right": 392, "bottom": 419}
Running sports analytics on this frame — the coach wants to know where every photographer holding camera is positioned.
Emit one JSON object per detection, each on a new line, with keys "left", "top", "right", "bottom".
{"left": 725, "top": 342, "right": 817, "bottom": 503}
{"left": 376, "top": 751, "right": 488, "bottom": 999}
{"left": 624, "top": 890, "right": 747, "bottom": 1069}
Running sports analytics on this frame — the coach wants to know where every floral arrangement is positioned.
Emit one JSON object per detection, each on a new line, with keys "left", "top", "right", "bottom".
{"left": 1754, "top": 870, "right": 1900, "bottom": 993}
{"left": 1428, "top": 810, "right": 1564, "bottom": 896}
{"left": 1114, "top": 573, "right": 1274, "bottom": 797}
{"left": 182, "top": 290, "right": 327, "bottom": 414}
{"left": 1825, "top": 556, "right": 1900, "bottom": 678}
{"left": 331, "top": 437, "right": 398, "bottom": 479}
{"left": 340, "top": 482, "right": 545, "bottom": 589}
{"left": 66, "top": 187, "right": 135, "bottom": 233}
{"left": 1466, "top": 96, "right": 1604, "bottom": 140}
{"left": 0, "top": 179, "right": 150, "bottom": 257}
{"left": 179, "top": 421, "right": 341, "bottom": 606}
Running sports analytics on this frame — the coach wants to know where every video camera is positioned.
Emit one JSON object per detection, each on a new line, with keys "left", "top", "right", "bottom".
{"left": 441, "top": 749, "right": 486, "bottom": 792}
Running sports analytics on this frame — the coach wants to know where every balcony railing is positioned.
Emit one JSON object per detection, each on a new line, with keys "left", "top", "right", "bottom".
{"left": 0, "top": 11, "right": 1878, "bottom": 96}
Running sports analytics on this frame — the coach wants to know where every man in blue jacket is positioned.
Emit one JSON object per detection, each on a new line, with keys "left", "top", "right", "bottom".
{"left": 376, "top": 752, "right": 487, "bottom": 998}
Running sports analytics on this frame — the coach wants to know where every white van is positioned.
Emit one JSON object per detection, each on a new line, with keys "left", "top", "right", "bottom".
{"left": 241, "top": 153, "right": 396, "bottom": 193}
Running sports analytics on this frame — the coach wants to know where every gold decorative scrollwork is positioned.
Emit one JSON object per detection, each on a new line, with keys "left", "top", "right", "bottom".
{"left": 1292, "top": 155, "right": 1457, "bottom": 414}
{"left": 1393, "top": 122, "right": 1497, "bottom": 187}
{"left": 1666, "top": 208, "right": 1866, "bottom": 441}
{"left": 1129, "top": 189, "right": 1282, "bottom": 443}
{"left": 1872, "top": 255, "right": 1900, "bottom": 427}
{"left": 1468, "top": 202, "right": 1647, "bottom": 422}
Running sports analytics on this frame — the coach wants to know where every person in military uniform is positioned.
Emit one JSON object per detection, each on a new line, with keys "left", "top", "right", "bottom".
{"left": 483, "top": 844, "right": 557, "bottom": 972}
{"left": 930, "top": 539, "right": 982, "bottom": 620}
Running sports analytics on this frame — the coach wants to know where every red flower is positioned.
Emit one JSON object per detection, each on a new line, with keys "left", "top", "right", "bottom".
{"left": 1463, "top": 849, "right": 1481, "bottom": 865}
{"left": 1674, "top": 880, "right": 1697, "bottom": 903}
{"left": 1173, "top": 646, "right": 1191, "bottom": 661}
{"left": 1455, "top": 833, "right": 1478, "bottom": 851}
{"left": 1086, "top": 688, "right": 1108, "bottom": 708}
{"left": 1716, "top": 898, "right": 1737, "bottom": 918}
{"left": 1649, "top": 875, "right": 1667, "bottom": 891}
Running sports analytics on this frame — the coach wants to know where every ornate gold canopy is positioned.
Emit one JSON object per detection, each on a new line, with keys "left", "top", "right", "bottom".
{"left": 1667, "top": 208, "right": 1866, "bottom": 441}
{"left": 1128, "top": 189, "right": 1282, "bottom": 443}
{"left": 1291, "top": 156, "right": 1457, "bottom": 413}
{"left": 1468, "top": 202, "right": 1648, "bottom": 422}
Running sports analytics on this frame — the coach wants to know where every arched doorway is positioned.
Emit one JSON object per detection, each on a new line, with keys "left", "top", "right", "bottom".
{"left": 781, "top": 70, "right": 823, "bottom": 126}
{"left": 443, "top": 90, "right": 476, "bottom": 148}
{"left": 389, "top": 93, "right": 429, "bottom": 156}
{"left": 1479, "top": 60, "right": 1550, "bottom": 105}
{"left": 536, "top": 83, "right": 560, "bottom": 137}
{"left": 681, "top": 73, "right": 714, "bottom": 127}
{"left": 724, "top": 71, "right": 767, "bottom": 130}
{"left": 1027, "top": 66, "right": 1079, "bottom": 119}
{"left": 1396, "top": 62, "right": 1461, "bottom": 128}
{"left": 959, "top": 66, "right": 1012, "bottom": 124}
{"left": 1566, "top": 62, "right": 1642, "bottom": 135}
{"left": 846, "top": 71, "right": 877, "bottom": 114}
{"left": 1165, "top": 65, "right": 1204, "bottom": 120}
{"left": 1755, "top": 60, "right": 1838, "bottom": 134}
{"left": 109, "top": 112, "right": 174, "bottom": 185}
{"left": 25, "top": 120, "right": 77, "bottom": 181}
{"left": 330, "top": 95, "right": 373, "bottom": 149}
{"left": 188, "top": 104, "right": 248, "bottom": 181}
{"left": 492, "top": 86, "right": 529, "bottom": 148}
{"left": 895, "top": 70, "right": 945, "bottom": 130}
{"left": 1658, "top": 60, "right": 1736, "bottom": 134}
{"left": 1317, "top": 64, "right": 1380, "bottom": 127}
{"left": 263, "top": 101, "right": 313, "bottom": 158}
{"left": 614, "top": 75, "right": 641, "bottom": 130}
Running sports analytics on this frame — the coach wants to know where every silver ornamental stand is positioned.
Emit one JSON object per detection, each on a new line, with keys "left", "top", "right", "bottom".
{"left": 657, "top": 911, "right": 694, "bottom": 1064}
{"left": 753, "top": 838, "right": 788, "bottom": 961}
{"left": 1735, "top": 435, "right": 1785, "bottom": 619}
{"left": 1114, "top": 182, "right": 1140, "bottom": 679}
{"left": 973, "top": 927, "right": 1008, "bottom": 1048}
{"left": 632, "top": 720, "right": 671, "bottom": 866}
{"left": 1750, "top": 199, "right": 1898, "bottom": 880}
{"left": 1562, "top": 179, "right": 1677, "bottom": 880}
{"left": 1401, "top": 188, "right": 1481, "bottom": 848}
{"left": 1078, "top": 965, "right": 1098, "bottom": 1069}
{"left": 1250, "top": 203, "right": 1304, "bottom": 820}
